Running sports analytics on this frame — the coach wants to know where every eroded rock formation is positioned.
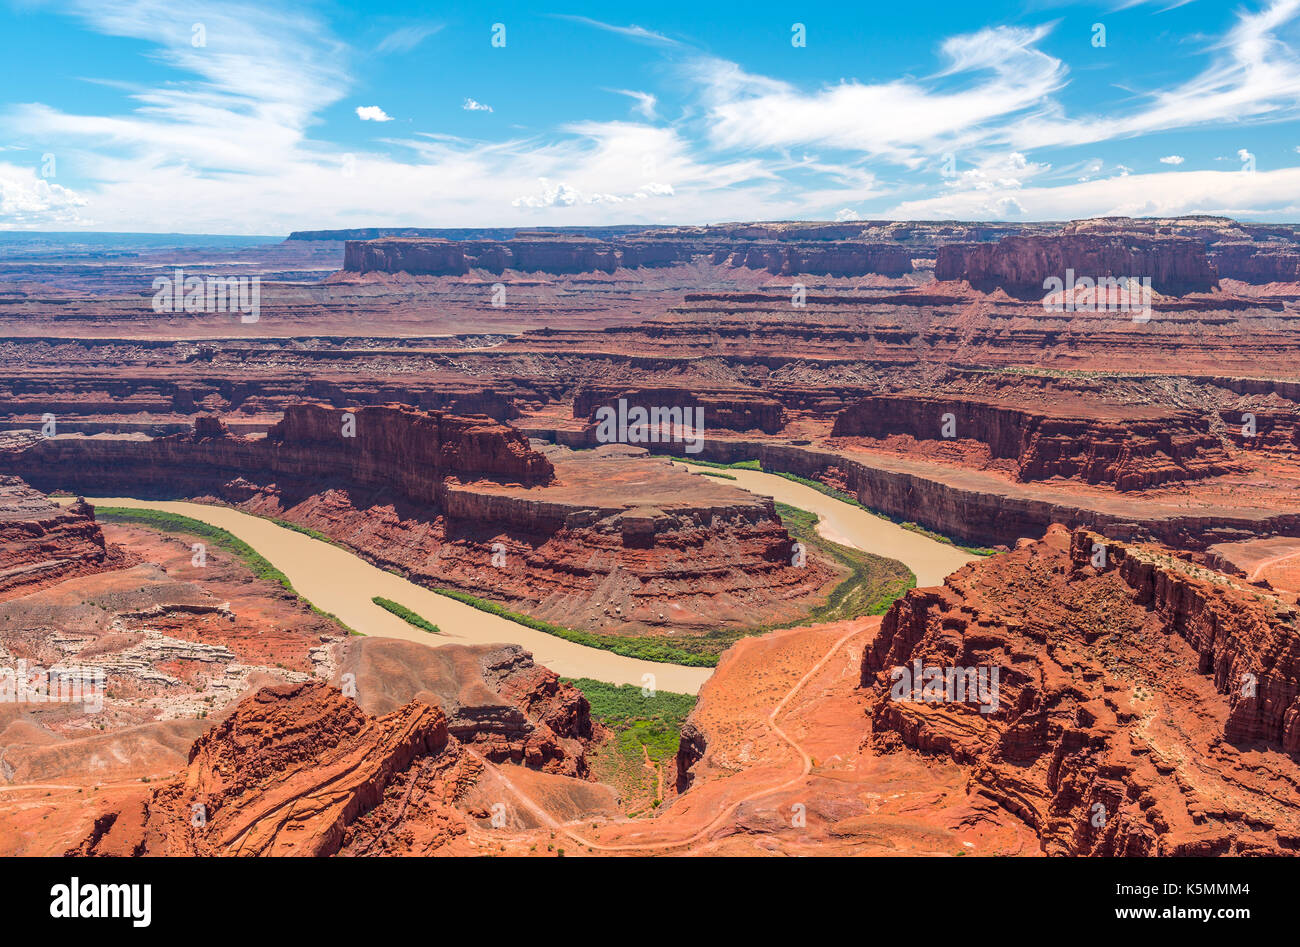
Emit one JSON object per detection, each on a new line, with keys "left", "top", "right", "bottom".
{"left": 936, "top": 232, "right": 1219, "bottom": 296}
{"left": 574, "top": 384, "right": 785, "bottom": 435}
{"left": 343, "top": 232, "right": 913, "bottom": 277}
{"left": 71, "top": 681, "right": 470, "bottom": 856}
{"left": 831, "top": 393, "right": 1240, "bottom": 490}
{"left": 1, "top": 409, "right": 832, "bottom": 634}
{"left": 0, "top": 477, "right": 114, "bottom": 599}
{"left": 337, "top": 637, "right": 594, "bottom": 778}
{"left": 860, "top": 524, "right": 1300, "bottom": 855}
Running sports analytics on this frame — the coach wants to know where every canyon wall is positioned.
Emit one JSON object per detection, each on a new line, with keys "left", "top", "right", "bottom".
{"left": 265, "top": 402, "right": 553, "bottom": 490}
{"left": 573, "top": 384, "right": 785, "bottom": 435}
{"left": 935, "top": 232, "right": 1219, "bottom": 296}
{"left": 831, "top": 394, "right": 1239, "bottom": 490}
{"left": 0, "top": 478, "right": 114, "bottom": 599}
{"left": 3, "top": 403, "right": 553, "bottom": 508}
{"left": 1, "top": 409, "right": 832, "bottom": 635}
{"left": 1209, "top": 243, "right": 1300, "bottom": 283}
{"left": 859, "top": 525, "right": 1300, "bottom": 855}
{"left": 609, "top": 435, "right": 1300, "bottom": 551}
{"left": 343, "top": 235, "right": 915, "bottom": 277}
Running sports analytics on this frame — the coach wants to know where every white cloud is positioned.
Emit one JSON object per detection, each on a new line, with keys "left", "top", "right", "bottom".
{"left": 376, "top": 23, "right": 442, "bottom": 54}
{"left": 1010, "top": 0, "right": 1300, "bottom": 149}
{"left": 942, "top": 151, "right": 1051, "bottom": 191}
{"left": 511, "top": 178, "right": 677, "bottom": 208}
{"left": 694, "top": 26, "right": 1065, "bottom": 166}
{"left": 609, "top": 89, "right": 658, "bottom": 120}
{"left": 7, "top": 0, "right": 1300, "bottom": 231}
{"left": 463, "top": 98, "right": 493, "bottom": 113}
{"left": 554, "top": 15, "right": 680, "bottom": 47}
{"left": 888, "top": 166, "right": 1300, "bottom": 220}
{"left": 1159, "top": 155, "right": 1185, "bottom": 164}
{"left": 0, "top": 163, "right": 89, "bottom": 227}
{"left": 356, "top": 105, "right": 393, "bottom": 122}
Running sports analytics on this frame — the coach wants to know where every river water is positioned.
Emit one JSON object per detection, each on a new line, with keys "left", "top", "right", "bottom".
{"left": 64, "top": 475, "right": 972, "bottom": 696}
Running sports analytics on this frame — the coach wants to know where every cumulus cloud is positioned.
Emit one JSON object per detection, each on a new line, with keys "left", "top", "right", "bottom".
{"left": 356, "top": 105, "right": 393, "bottom": 122}
{"left": 0, "top": 163, "right": 89, "bottom": 227}
{"left": 511, "top": 178, "right": 677, "bottom": 208}
{"left": 463, "top": 98, "right": 493, "bottom": 112}
{"left": 888, "top": 166, "right": 1300, "bottom": 220}
{"left": 1160, "top": 155, "right": 1185, "bottom": 164}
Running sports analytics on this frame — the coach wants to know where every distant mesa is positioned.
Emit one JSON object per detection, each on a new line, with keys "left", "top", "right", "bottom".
{"left": 310, "top": 216, "right": 1300, "bottom": 287}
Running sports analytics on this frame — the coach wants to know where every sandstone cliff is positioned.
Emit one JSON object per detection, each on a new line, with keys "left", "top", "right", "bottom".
{"left": 860, "top": 525, "right": 1300, "bottom": 855}
{"left": 935, "top": 232, "right": 1219, "bottom": 296}
{"left": 0, "top": 477, "right": 116, "bottom": 599}
{"left": 3, "top": 403, "right": 553, "bottom": 507}
{"left": 2, "top": 410, "right": 832, "bottom": 636}
{"left": 342, "top": 234, "right": 914, "bottom": 277}
{"left": 337, "top": 637, "right": 594, "bottom": 778}
{"left": 72, "top": 681, "right": 472, "bottom": 856}
{"left": 574, "top": 384, "right": 785, "bottom": 435}
{"left": 831, "top": 393, "right": 1240, "bottom": 490}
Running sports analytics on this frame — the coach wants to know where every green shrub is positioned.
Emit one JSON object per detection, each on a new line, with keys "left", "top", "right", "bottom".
{"left": 371, "top": 596, "right": 441, "bottom": 634}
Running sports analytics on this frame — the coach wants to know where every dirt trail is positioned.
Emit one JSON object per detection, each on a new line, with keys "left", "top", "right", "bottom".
{"left": 1250, "top": 549, "right": 1300, "bottom": 581}
{"left": 484, "top": 621, "right": 869, "bottom": 854}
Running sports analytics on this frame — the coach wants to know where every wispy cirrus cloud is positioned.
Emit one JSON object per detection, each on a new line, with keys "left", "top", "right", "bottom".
{"left": 609, "top": 89, "right": 658, "bottom": 120}
{"left": 552, "top": 15, "right": 681, "bottom": 47}
{"left": 1009, "top": 0, "right": 1300, "bottom": 149}
{"left": 375, "top": 22, "right": 442, "bottom": 54}
{"left": 693, "top": 25, "right": 1066, "bottom": 165}
{"left": 4, "top": 0, "right": 1300, "bottom": 231}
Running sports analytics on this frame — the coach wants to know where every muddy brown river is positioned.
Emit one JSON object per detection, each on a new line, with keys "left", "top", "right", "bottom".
{"left": 64, "top": 476, "right": 972, "bottom": 696}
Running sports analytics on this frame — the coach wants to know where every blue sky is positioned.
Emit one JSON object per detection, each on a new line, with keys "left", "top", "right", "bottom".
{"left": 2, "top": 0, "right": 1300, "bottom": 232}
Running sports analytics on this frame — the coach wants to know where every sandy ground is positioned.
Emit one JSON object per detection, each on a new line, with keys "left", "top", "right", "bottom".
{"left": 676, "top": 463, "right": 978, "bottom": 587}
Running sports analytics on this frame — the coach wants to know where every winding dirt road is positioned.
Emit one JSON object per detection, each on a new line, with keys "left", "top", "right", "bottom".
{"left": 482, "top": 621, "right": 871, "bottom": 853}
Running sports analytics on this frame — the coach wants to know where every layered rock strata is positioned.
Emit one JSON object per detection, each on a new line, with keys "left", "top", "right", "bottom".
{"left": 831, "top": 394, "right": 1240, "bottom": 490}
{"left": 935, "top": 232, "right": 1219, "bottom": 296}
{"left": 0, "top": 477, "right": 113, "bottom": 599}
{"left": 71, "top": 681, "right": 470, "bottom": 856}
{"left": 860, "top": 525, "right": 1300, "bottom": 855}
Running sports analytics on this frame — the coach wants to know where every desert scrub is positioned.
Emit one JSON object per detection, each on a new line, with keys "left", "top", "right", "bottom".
{"left": 565, "top": 677, "right": 697, "bottom": 762}
{"left": 565, "top": 677, "right": 697, "bottom": 812}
